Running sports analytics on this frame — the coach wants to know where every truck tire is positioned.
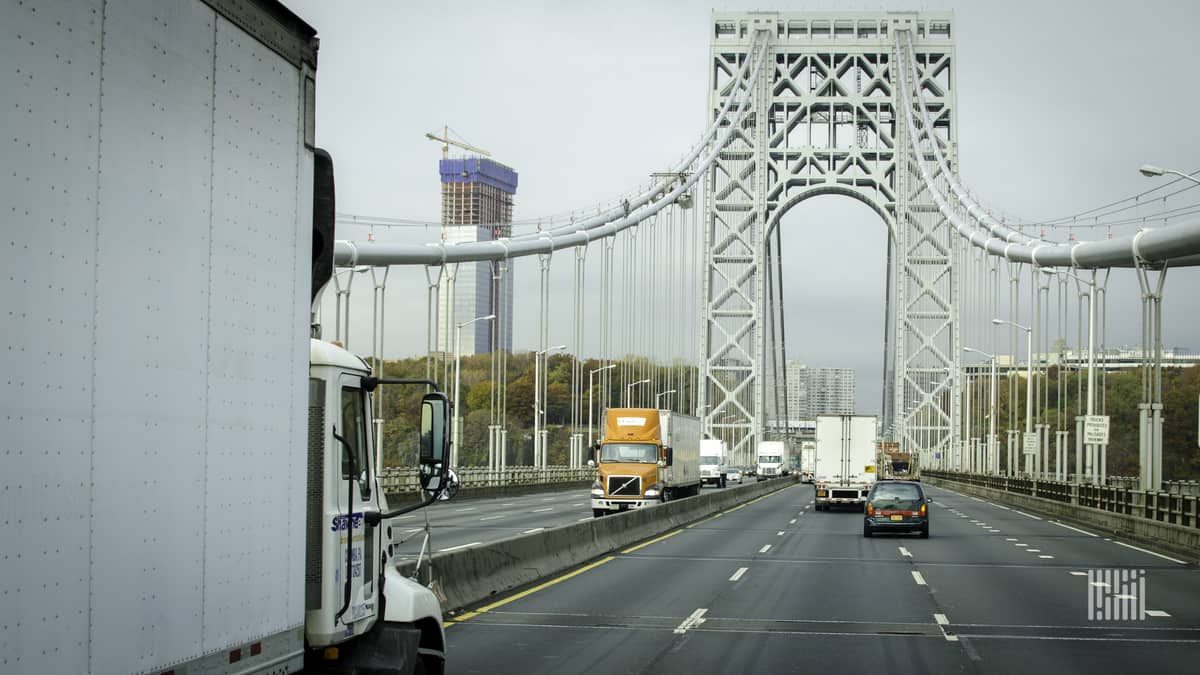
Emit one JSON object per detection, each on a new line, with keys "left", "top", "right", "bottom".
{"left": 863, "top": 524, "right": 872, "bottom": 537}
{"left": 593, "top": 509, "right": 606, "bottom": 518}
{"left": 719, "top": 476, "right": 727, "bottom": 489}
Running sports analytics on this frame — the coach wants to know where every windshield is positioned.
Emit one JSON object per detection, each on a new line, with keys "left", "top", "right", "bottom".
{"left": 871, "top": 483, "right": 923, "bottom": 505}
{"left": 758, "top": 455, "right": 782, "bottom": 463}
{"left": 600, "top": 442, "right": 659, "bottom": 464}
{"left": 699, "top": 455, "right": 720, "bottom": 465}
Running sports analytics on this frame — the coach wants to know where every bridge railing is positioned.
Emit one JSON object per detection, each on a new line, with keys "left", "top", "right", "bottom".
{"left": 927, "top": 470, "right": 1200, "bottom": 531}
{"left": 379, "top": 466, "right": 595, "bottom": 494}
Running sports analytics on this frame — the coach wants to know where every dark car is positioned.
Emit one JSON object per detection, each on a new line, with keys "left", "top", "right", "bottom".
{"left": 863, "top": 480, "right": 930, "bottom": 538}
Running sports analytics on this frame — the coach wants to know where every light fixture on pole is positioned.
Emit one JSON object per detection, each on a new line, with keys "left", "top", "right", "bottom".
{"left": 587, "top": 363, "right": 616, "bottom": 449}
{"left": 625, "top": 379, "right": 650, "bottom": 407}
{"left": 1139, "top": 164, "right": 1200, "bottom": 185}
{"left": 964, "top": 347, "right": 998, "bottom": 476}
{"left": 993, "top": 318, "right": 1033, "bottom": 475}
{"left": 533, "top": 344, "right": 567, "bottom": 468}
{"left": 655, "top": 389, "right": 677, "bottom": 409}
{"left": 452, "top": 314, "right": 495, "bottom": 466}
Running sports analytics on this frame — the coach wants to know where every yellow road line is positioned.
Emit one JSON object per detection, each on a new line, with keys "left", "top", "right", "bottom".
{"left": 621, "top": 529, "right": 683, "bottom": 554}
{"left": 446, "top": 555, "right": 616, "bottom": 627}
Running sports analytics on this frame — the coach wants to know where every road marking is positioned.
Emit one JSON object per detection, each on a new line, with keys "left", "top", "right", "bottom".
{"left": 479, "top": 515, "right": 505, "bottom": 521}
{"left": 674, "top": 608, "right": 708, "bottom": 634}
{"left": 899, "top": 546, "right": 912, "bottom": 557}
{"left": 541, "top": 497, "right": 555, "bottom": 501}
{"left": 439, "top": 542, "right": 481, "bottom": 552}
{"left": 1112, "top": 540, "right": 1187, "bottom": 565}
{"left": 1069, "top": 571, "right": 1088, "bottom": 576}
{"left": 576, "top": 517, "right": 592, "bottom": 522}
{"left": 971, "top": 497, "right": 984, "bottom": 502}
{"left": 447, "top": 556, "right": 616, "bottom": 625}
{"left": 1145, "top": 609, "right": 1171, "bottom": 617}
{"left": 393, "top": 515, "right": 418, "bottom": 520}
{"left": 532, "top": 507, "right": 553, "bottom": 513}
{"left": 453, "top": 508, "right": 477, "bottom": 513}
{"left": 572, "top": 503, "right": 585, "bottom": 506}
{"left": 1090, "top": 581, "right": 1110, "bottom": 588}
{"left": 622, "top": 530, "right": 682, "bottom": 554}
{"left": 777, "top": 531, "right": 786, "bottom": 536}
{"left": 1114, "top": 594, "right": 1138, "bottom": 600}
{"left": 730, "top": 567, "right": 748, "bottom": 582}
{"left": 1014, "top": 543, "right": 1028, "bottom": 547}
{"left": 1006, "top": 538, "right": 1019, "bottom": 542}
{"left": 970, "top": 520, "right": 979, "bottom": 524}
{"left": 988, "top": 529, "right": 1001, "bottom": 533}
{"left": 522, "top": 528, "right": 545, "bottom": 534}
{"left": 758, "top": 544, "right": 772, "bottom": 553}
{"left": 993, "top": 504, "right": 1011, "bottom": 511}
{"left": 1039, "top": 555, "right": 1055, "bottom": 559}
{"left": 686, "top": 513, "right": 723, "bottom": 528}
{"left": 933, "top": 613, "right": 958, "bottom": 642}
{"left": 1013, "top": 509, "right": 1043, "bottom": 521}
{"left": 1050, "top": 521, "right": 1099, "bottom": 537}
{"left": 501, "top": 503, "right": 514, "bottom": 506}
{"left": 1026, "top": 549, "right": 1041, "bottom": 553}
{"left": 912, "top": 571, "right": 927, "bottom": 586}
{"left": 789, "top": 518, "right": 797, "bottom": 524}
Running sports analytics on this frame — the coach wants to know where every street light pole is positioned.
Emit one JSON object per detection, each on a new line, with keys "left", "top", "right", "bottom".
{"left": 588, "top": 364, "right": 616, "bottom": 449}
{"left": 655, "top": 389, "right": 677, "bottom": 409}
{"left": 453, "top": 314, "right": 495, "bottom": 467}
{"left": 533, "top": 344, "right": 567, "bottom": 469}
{"left": 625, "top": 379, "right": 650, "bottom": 407}
{"left": 1139, "top": 164, "right": 1200, "bottom": 185}
{"left": 993, "top": 318, "right": 1033, "bottom": 475}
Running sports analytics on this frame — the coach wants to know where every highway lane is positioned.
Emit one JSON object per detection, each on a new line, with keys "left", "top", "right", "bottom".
{"left": 388, "top": 482, "right": 746, "bottom": 561}
{"left": 443, "top": 482, "right": 1200, "bottom": 674}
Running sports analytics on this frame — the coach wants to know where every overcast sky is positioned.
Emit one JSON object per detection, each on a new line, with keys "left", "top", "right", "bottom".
{"left": 281, "top": 0, "right": 1200, "bottom": 417}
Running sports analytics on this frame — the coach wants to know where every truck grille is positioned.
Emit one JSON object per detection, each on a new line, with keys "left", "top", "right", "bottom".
{"left": 607, "top": 475, "right": 641, "bottom": 497}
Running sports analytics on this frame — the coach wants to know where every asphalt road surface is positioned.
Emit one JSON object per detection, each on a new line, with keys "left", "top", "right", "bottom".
{"left": 442, "top": 483, "right": 1200, "bottom": 674}
{"left": 388, "top": 480, "right": 750, "bottom": 561}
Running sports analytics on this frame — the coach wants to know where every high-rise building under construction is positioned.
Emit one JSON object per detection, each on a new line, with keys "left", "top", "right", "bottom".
{"left": 436, "top": 157, "right": 518, "bottom": 356}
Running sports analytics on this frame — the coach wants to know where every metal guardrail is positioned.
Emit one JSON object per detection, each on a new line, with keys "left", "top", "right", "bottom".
{"left": 379, "top": 466, "right": 594, "bottom": 493}
{"left": 927, "top": 470, "right": 1200, "bottom": 530}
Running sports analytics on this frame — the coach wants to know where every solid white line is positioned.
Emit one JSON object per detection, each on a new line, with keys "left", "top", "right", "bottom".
{"left": 439, "top": 542, "right": 481, "bottom": 552}
{"left": 576, "top": 517, "right": 591, "bottom": 522}
{"left": 730, "top": 567, "right": 748, "bottom": 582}
{"left": 899, "top": 546, "right": 912, "bottom": 558}
{"left": 1013, "top": 509, "right": 1043, "bottom": 521}
{"left": 934, "top": 613, "right": 949, "bottom": 625}
{"left": 1050, "top": 521, "right": 1099, "bottom": 537}
{"left": 532, "top": 507, "right": 553, "bottom": 512}
{"left": 789, "top": 518, "right": 797, "bottom": 524}
{"left": 1111, "top": 540, "right": 1187, "bottom": 565}
{"left": 523, "top": 528, "right": 545, "bottom": 534}
{"left": 479, "top": 515, "right": 505, "bottom": 521}
{"left": 759, "top": 545, "right": 772, "bottom": 553}
{"left": 912, "top": 571, "right": 927, "bottom": 586}
{"left": 993, "top": 504, "right": 1012, "bottom": 511}
{"left": 674, "top": 608, "right": 708, "bottom": 634}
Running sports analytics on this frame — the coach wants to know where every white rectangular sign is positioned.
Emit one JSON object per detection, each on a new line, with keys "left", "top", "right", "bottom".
{"left": 1023, "top": 432, "right": 1039, "bottom": 454}
{"left": 1083, "top": 415, "right": 1110, "bottom": 445}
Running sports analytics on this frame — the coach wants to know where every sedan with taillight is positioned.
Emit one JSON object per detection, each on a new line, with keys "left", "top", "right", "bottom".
{"left": 863, "top": 480, "right": 930, "bottom": 538}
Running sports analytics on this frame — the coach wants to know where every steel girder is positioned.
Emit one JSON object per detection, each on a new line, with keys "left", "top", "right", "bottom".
{"left": 702, "top": 13, "right": 957, "bottom": 463}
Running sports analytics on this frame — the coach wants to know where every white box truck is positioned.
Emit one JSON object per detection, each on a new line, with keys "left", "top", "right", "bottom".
{"left": 699, "top": 438, "right": 729, "bottom": 488}
{"left": 800, "top": 440, "right": 817, "bottom": 483}
{"left": 756, "top": 440, "right": 787, "bottom": 480}
{"left": 814, "top": 415, "right": 879, "bottom": 511}
{"left": 1, "top": 2, "right": 451, "bottom": 673}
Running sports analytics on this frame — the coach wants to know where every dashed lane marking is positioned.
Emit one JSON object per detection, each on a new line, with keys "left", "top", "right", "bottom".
{"left": 790, "top": 519, "right": 797, "bottom": 524}
{"left": 1145, "top": 610, "right": 1171, "bottom": 617}
{"left": 730, "top": 567, "right": 748, "bottom": 582}
{"left": 532, "top": 507, "right": 553, "bottom": 512}
{"left": 1039, "top": 555, "right": 1055, "bottom": 559}
{"left": 1069, "top": 571, "right": 1088, "bottom": 576}
{"left": 674, "top": 608, "right": 708, "bottom": 634}
{"left": 479, "top": 515, "right": 505, "bottom": 521}
{"left": 899, "top": 546, "right": 912, "bottom": 557}
{"left": 758, "top": 544, "right": 772, "bottom": 554}
{"left": 777, "top": 531, "right": 786, "bottom": 536}
{"left": 912, "top": 571, "right": 927, "bottom": 586}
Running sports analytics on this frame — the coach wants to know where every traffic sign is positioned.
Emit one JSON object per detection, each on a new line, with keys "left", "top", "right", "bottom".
{"left": 1023, "top": 432, "right": 1038, "bottom": 454}
{"left": 1083, "top": 415, "right": 1110, "bottom": 445}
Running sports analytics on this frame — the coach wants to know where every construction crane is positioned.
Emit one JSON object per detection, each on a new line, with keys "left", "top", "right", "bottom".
{"left": 424, "top": 125, "right": 491, "bottom": 160}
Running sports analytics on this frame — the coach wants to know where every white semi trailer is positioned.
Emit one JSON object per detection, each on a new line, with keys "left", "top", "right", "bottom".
{"left": 813, "top": 415, "right": 879, "bottom": 511}
{"left": 1, "top": 1, "right": 451, "bottom": 673}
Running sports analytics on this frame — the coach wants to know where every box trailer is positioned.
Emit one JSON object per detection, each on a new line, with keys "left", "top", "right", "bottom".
{"left": 814, "top": 415, "right": 879, "bottom": 511}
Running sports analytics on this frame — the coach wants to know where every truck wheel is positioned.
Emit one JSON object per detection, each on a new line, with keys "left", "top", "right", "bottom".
{"left": 863, "top": 524, "right": 873, "bottom": 538}
{"left": 593, "top": 509, "right": 606, "bottom": 518}
{"left": 720, "top": 477, "right": 727, "bottom": 489}
{"left": 919, "top": 525, "right": 930, "bottom": 539}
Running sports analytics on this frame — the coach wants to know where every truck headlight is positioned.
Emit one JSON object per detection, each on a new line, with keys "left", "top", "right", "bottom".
{"left": 644, "top": 483, "right": 662, "bottom": 498}
{"left": 590, "top": 480, "right": 604, "bottom": 498}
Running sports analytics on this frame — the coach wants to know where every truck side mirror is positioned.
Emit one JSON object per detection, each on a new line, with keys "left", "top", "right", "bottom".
{"left": 419, "top": 392, "right": 450, "bottom": 491}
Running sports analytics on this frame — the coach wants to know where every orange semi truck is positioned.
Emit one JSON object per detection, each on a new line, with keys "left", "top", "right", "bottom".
{"left": 589, "top": 408, "right": 701, "bottom": 517}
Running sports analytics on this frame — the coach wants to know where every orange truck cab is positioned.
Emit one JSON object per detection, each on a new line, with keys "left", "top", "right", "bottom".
{"left": 589, "top": 408, "right": 700, "bottom": 518}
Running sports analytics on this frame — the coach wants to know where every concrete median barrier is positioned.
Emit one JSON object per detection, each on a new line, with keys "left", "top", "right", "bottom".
{"left": 396, "top": 476, "right": 799, "bottom": 612}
